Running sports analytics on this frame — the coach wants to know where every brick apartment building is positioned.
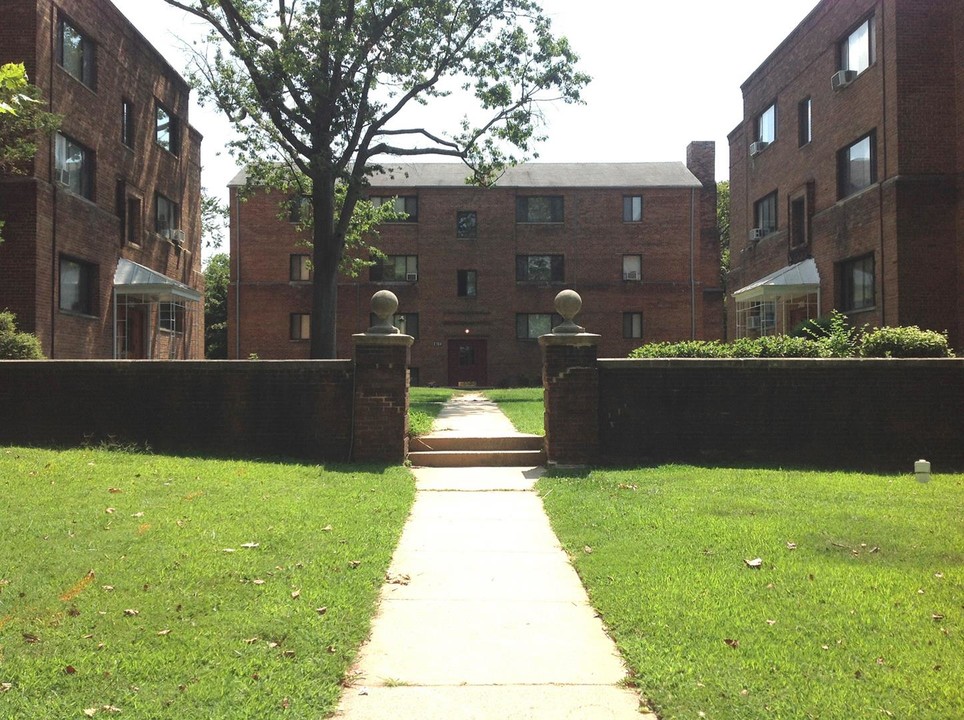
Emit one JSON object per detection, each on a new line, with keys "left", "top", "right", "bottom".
{"left": 228, "top": 143, "right": 723, "bottom": 386}
{"left": 0, "top": 0, "right": 203, "bottom": 359}
{"left": 727, "top": 0, "right": 963, "bottom": 349}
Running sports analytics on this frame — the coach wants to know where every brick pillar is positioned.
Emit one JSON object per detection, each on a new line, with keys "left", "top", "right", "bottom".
{"left": 351, "top": 291, "right": 414, "bottom": 463}
{"left": 539, "top": 290, "right": 600, "bottom": 467}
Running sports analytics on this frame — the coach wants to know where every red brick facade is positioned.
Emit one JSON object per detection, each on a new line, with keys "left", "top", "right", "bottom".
{"left": 727, "top": 0, "right": 963, "bottom": 349}
{"left": 228, "top": 146, "right": 723, "bottom": 386}
{"left": 0, "top": 0, "right": 203, "bottom": 359}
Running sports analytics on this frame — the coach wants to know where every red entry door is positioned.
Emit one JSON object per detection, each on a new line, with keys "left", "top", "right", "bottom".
{"left": 447, "top": 339, "right": 488, "bottom": 387}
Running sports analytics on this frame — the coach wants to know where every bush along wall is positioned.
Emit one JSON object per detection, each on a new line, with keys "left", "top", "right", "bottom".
{"left": 629, "top": 313, "right": 954, "bottom": 359}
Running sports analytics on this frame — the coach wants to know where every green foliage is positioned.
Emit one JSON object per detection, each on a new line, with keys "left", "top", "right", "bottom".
{"left": 717, "top": 180, "right": 729, "bottom": 290}
{"left": 631, "top": 312, "right": 953, "bottom": 359}
{"left": 0, "top": 310, "right": 45, "bottom": 359}
{"left": 203, "top": 253, "right": 229, "bottom": 359}
{"left": 408, "top": 386, "right": 457, "bottom": 437}
{"left": 167, "top": 0, "right": 588, "bottom": 356}
{"left": 539, "top": 465, "right": 964, "bottom": 720}
{"left": 0, "top": 63, "right": 60, "bottom": 242}
{"left": 0, "top": 447, "right": 415, "bottom": 719}
{"left": 200, "top": 189, "right": 228, "bottom": 249}
{"left": 859, "top": 325, "right": 954, "bottom": 358}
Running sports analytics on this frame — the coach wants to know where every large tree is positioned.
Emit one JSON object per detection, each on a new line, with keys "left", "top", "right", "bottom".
{"left": 163, "top": 0, "right": 589, "bottom": 357}
{"left": 0, "top": 63, "right": 60, "bottom": 242}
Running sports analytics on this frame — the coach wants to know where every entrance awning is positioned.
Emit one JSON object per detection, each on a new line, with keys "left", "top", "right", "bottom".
{"left": 733, "top": 258, "right": 820, "bottom": 303}
{"left": 113, "top": 259, "right": 201, "bottom": 303}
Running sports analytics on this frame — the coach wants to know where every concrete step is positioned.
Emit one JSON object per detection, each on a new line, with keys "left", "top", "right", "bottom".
{"left": 408, "top": 448, "right": 546, "bottom": 468}
{"left": 409, "top": 435, "right": 545, "bottom": 468}
{"left": 410, "top": 435, "right": 544, "bottom": 453}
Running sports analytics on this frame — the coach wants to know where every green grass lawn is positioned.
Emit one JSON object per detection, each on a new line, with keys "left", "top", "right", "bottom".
{"left": 408, "top": 386, "right": 457, "bottom": 436}
{"left": 481, "top": 387, "right": 544, "bottom": 435}
{"left": 0, "top": 447, "right": 415, "bottom": 719}
{"left": 538, "top": 466, "right": 964, "bottom": 720}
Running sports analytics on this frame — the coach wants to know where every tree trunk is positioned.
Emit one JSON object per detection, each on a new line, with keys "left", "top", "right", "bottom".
{"left": 309, "top": 171, "right": 342, "bottom": 359}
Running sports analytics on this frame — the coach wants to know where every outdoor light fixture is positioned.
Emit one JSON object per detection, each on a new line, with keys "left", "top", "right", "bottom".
{"left": 914, "top": 459, "right": 931, "bottom": 483}
{"left": 464, "top": 328, "right": 470, "bottom": 334}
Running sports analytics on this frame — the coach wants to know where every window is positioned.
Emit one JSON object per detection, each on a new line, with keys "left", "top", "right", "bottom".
{"left": 155, "top": 103, "right": 179, "bottom": 155}
{"left": 516, "top": 196, "right": 564, "bottom": 223}
{"left": 287, "top": 195, "right": 310, "bottom": 223}
{"left": 840, "top": 255, "right": 875, "bottom": 312}
{"left": 840, "top": 17, "right": 876, "bottom": 74}
{"left": 290, "top": 254, "right": 312, "bottom": 281}
{"left": 371, "top": 195, "right": 418, "bottom": 222}
{"left": 121, "top": 100, "right": 134, "bottom": 148}
{"left": 456, "top": 210, "right": 477, "bottom": 238}
{"left": 126, "top": 197, "right": 142, "bottom": 245}
{"left": 159, "top": 302, "right": 185, "bottom": 334}
{"left": 790, "top": 197, "right": 807, "bottom": 248}
{"left": 798, "top": 97, "right": 811, "bottom": 147}
{"left": 516, "top": 255, "right": 564, "bottom": 283}
{"left": 369, "top": 255, "right": 418, "bottom": 282}
{"left": 755, "top": 104, "right": 776, "bottom": 144}
{"left": 754, "top": 191, "right": 778, "bottom": 235}
{"left": 623, "top": 312, "right": 642, "bottom": 339}
{"left": 59, "top": 256, "right": 96, "bottom": 315}
{"left": 155, "top": 193, "right": 179, "bottom": 235}
{"left": 290, "top": 313, "right": 310, "bottom": 340}
{"left": 457, "top": 270, "right": 477, "bottom": 297}
{"left": 623, "top": 196, "right": 643, "bottom": 223}
{"left": 838, "top": 132, "right": 876, "bottom": 198}
{"left": 58, "top": 16, "right": 95, "bottom": 87}
{"left": 516, "top": 313, "right": 563, "bottom": 340}
{"left": 368, "top": 313, "right": 419, "bottom": 338}
{"left": 622, "top": 255, "right": 642, "bottom": 281}
{"left": 55, "top": 133, "right": 93, "bottom": 199}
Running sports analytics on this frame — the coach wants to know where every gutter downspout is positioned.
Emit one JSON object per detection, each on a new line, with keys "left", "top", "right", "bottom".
{"left": 877, "top": 4, "right": 888, "bottom": 324}
{"left": 233, "top": 188, "right": 242, "bottom": 359}
{"left": 49, "top": 3, "right": 57, "bottom": 357}
{"left": 690, "top": 187, "right": 697, "bottom": 339}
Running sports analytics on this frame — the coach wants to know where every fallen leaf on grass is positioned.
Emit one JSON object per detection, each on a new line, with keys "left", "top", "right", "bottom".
{"left": 386, "top": 573, "right": 411, "bottom": 585}
{"left": 617, "top": 483, "right": 638, "bottom": 491}
{"left": 64, "top": 665, "right": 77, "bottom": 675}
{"left": 723, "top": 638, "right": 739, "bottom": 648}
{"left": 281, "top": 650, "right": 295, "bottom": 658}
{"left": 243, "top": 637, "right": 258, "bottom": 644}
{"left": 240, "top": 542, "right": 260, "bottom": 549}
{"left": 123, "top": 609, "right": 139, "bottom": 617}
{"left": 766, "top": 619, "right": 777, "bottom": 626}
{"left": 934, "top": 572, "right": 944, "bottom": 579}
{"left": 105, "top": 508, "right": 116, "bottom": 514}
{"left": 932, "top": 613, "right": 945, "bottom": 621}
{"left": 223, "top": 548, "right": 236, "bottom": 553}
{"left": 291, "top": 589, "right": 301, "bottom": 599}
{"left": 281, "top": 698, "right": 290, "bottom": 710}
{"left": 583, "top": 546, "right": 593, "bottom": 555}
{"left": 132, "top": 512, "right": 144, "bottom": 518}
{"left": 348, "top": 560, "right": 361, "bottom": 569}
{"left": 252, "top": 579, "right": 266, "bottom": 586}
{"left": 1, "top": 682, "right": 12, "bottom": 693}
{"left": 744, "top": 558, "right": 763, "bottom": 569}
{"left": 23, "top": 633, "right": 40, "bottom": 644}
{"left": 326, "top": 645, "right": 336, "bottom": 654}
{"left": 102, "top": 585, "right": 114, "bottom": 592}
{"left": 322, "top": 525, "right": 333, "bottom": 532}
{"left": 156, "top": 629, "right": 171, "bottom": 636}
{"left": 316, "top": 607, "right": 328, "bottom": 616}
{"left": 786, "top": 542, "right": 797, "bottom": 550}
{"left": 108, "top": 488, "right": 123, "bottom": 494}
{"left": 84, "top": 710, "right": 97, "bottom": 718}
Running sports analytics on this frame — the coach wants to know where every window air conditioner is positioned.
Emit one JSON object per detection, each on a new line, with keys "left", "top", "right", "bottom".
{"left": 57, "top": 168, "right": 72, "bottom": 186}
{"left": 749, "top": 227, "right": 765, "bottom": 242}
{"left": 405, "top": 272, "right": 418, "bottom": 282}
{"left": 831, "top": 69, "right": 858, "bottom": 91}
{"left": 747, "top": 316, "right": 761, "bottom": 329}
{"left": 170, "top": 229, "right": 185, "bottom": 246}
{"left": 623, "top": 270, "right": 640, "bottom": 281}
{"left": 749, "top": 141, "right": 769, "bottom": 157}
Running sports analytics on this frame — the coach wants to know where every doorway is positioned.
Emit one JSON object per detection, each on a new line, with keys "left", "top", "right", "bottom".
{"left": 447, "top": 338, "right": 487, "bottom": 386}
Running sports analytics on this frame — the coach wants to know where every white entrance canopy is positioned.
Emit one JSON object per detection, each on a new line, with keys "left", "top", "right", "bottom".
{"left": 733, "top": 258, "right": 820, "bottom": 303}
{"left": 113, "top": 259, "right": 201, "bottom": 302}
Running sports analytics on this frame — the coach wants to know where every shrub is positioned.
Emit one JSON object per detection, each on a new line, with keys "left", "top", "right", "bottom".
{"left": 0, "top": 310, "right": 44, "bottom": 359}
{"left": 730, "top": 335, "right": 827, "bottom": 358}
{"left": 859, "top": 326, "right": 954, "bottom": 358}
{"left": 629, "top": 340, "right": 731, "bottom": 358}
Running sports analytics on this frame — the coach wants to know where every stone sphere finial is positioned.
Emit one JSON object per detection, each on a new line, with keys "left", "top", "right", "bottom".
{"left": 368, "top": 290, "right": 401, "bottom": 334}
{"left": 552, "top": 289, "right": 585, "bottom": 334}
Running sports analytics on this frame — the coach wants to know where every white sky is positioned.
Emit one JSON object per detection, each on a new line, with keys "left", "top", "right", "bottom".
{"left": 110, "top": 0, "right": 820, "bottom": 253}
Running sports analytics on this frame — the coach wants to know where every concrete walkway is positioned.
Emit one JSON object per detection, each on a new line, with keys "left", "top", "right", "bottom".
{"left": 335, "top": 394, "right": 652, "bottom": 719}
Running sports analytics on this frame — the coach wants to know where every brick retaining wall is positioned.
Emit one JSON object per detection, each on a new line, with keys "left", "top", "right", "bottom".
{"left": 0, "top": 360, "right": 356, "bottom": 461}
{"left": 590, "top": 358, "right": 964, "bottom": 471}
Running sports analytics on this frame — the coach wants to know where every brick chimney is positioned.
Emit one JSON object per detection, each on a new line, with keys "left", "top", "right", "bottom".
{"left": 686, "top": 141, "right": 716, "bottom": 188}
